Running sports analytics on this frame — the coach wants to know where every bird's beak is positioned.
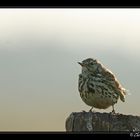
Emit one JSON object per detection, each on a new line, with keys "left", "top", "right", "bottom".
{"left": 78, "top": 62, "right": 84, "bottom": 67}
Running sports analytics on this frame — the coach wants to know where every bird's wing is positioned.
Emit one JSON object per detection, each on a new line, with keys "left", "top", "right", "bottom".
{"left": 96, "top": 62, "right": 126, "bottom": 102}
{"left": 102, "top": 69, "right": 126, "bottom": 102}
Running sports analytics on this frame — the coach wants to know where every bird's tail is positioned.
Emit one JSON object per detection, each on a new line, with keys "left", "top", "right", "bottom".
{"left": 120, "top": 93, "right": 125, "bottom": 102}
{"left": 119, "top": 87, "right": 128, "bottom": 102}
{"left": 122, "top": 87, "right": 127, "bottom": 95}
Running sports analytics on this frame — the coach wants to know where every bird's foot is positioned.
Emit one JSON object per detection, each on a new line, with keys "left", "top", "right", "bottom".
{"left": 82, "top": 110, "right": 87, "bottom": 113}
{"left": 89, "top": 107, "right": 94, "bottom": 112}
{"left": 89, "top": 109, "right": 92, "bottom": 112}
{"left": 110, "top": 109, "right": 116, "bottom": 115}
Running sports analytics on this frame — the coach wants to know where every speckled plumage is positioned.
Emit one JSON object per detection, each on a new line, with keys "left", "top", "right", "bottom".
{"left": 78, "top": 58, "right": 126, "bottom": 113}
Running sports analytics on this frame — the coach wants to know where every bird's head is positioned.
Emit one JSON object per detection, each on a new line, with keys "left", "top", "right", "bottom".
{"left": 78, "top": 58, "right": 98, "bottom": 73}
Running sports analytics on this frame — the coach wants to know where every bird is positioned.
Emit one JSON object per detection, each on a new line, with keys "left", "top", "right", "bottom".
{"left": 78, "top": 58, "right": 126, "bottom": 114}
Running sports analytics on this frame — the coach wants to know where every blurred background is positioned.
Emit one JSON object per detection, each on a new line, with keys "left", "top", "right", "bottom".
{"left": 0, "top": 8, "right": 139, "bottom": 131}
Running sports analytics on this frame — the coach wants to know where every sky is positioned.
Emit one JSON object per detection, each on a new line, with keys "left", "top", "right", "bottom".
{"left": 0, "top": 8, "right": 140, "bottom": 131}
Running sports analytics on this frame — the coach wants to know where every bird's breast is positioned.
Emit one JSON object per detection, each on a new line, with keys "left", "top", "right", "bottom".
{"left": 78, "top": 74, "right": 119, "bottom": 109}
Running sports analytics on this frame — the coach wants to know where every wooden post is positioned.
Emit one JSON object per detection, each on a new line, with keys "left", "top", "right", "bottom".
{"left": 65, "top": 111, "right": 140, "bottom": 132}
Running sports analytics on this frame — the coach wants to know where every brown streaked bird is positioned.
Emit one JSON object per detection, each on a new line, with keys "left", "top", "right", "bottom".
{"left": 78, "top": 58, "right": 126, "bottom": 113}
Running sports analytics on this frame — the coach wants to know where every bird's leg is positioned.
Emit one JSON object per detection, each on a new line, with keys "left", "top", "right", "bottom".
{"left": 89, "top": 106, "right": 93, "bottom": 112}
{"left": 111, "top": 105, "right": 116, "bottom": 114}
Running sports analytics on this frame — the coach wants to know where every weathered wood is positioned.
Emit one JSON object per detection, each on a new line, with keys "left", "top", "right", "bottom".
{"left": 65, "top": 111, "right": 140, "bottom": 132}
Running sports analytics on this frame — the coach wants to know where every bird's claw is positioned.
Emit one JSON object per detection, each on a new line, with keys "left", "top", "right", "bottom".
{"left": 89, "top": 107, "right": 93, "bottom": 112}
{"left": 110, "top": 110, "right": 116, "bottom": 115}
{"left": 89, "top": 109, "right": 92, "bottom": 112}
{"left": 82, "top": 110, "right": 86, "bottom": 113}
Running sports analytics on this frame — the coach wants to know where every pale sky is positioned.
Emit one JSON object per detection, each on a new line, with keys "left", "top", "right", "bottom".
{"left": 0, "top": 8, "right": 140, "bottom": 131}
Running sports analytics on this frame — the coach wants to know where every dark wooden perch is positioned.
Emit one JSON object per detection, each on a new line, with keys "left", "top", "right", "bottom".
{"left": 65, "top": 111, "right": 140, "bottom": 132}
